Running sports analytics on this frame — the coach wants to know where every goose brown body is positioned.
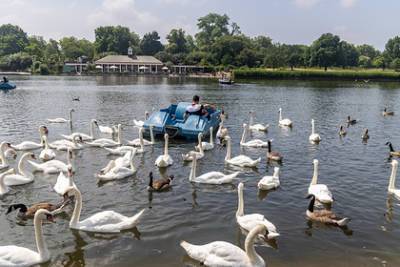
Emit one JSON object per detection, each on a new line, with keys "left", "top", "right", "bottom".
{"left": 267, "top": 140, "right": 282, "bottom": 162}
{"left": 7, "top": 197, "right": 69, "bottom": 220}
{"left": 383, "top": 108, "right": 394, "bottom": 116}
{"left": 386, "top": 142, "right": 400, "bottom": 157}
{"left": 148, "top": 172, "right": 174, "bottom": 191}
{"left": 306, "top": 194, "right": 350, "bottom": 226}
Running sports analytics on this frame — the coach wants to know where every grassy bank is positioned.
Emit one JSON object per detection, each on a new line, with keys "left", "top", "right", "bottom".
{"left": 233, "top": 68, "right": 400, "bottom": 81}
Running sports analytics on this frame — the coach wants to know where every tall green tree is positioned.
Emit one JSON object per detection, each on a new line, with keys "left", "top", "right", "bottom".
{"left": 24, "top": 36, "right": 47, "bottom": 61}
{"left": 60, "top": 37, "right": 95, "bottom": 61}
{"left": 357, "top": 44, "right": 379, "bottom": 60}
{"left": 94, "top": 26, "right": 140, "bottom": 54}
{"left": 309, "top": 33, "right": 341, "bottom": 70}
{"left": 140, "top": 31, "right": 163, "bottom": 55}
{"left": 166, "top": 28, "right": 189, "bottom": 54}
{"left": 0, "top": 24, "right": 29, "bottom": 56}
{"left": 337, "top": 41, "right": 359, "bottom": 68}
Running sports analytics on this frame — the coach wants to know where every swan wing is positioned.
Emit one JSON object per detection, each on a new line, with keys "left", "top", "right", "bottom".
{"left": 11, "top": 141, "right": 42, "bottom": 151}
{"left": 309, "top": 184, "right": 333, "bottom": 203}
{"left": 0, "top": 245, "right": 42, "bottom": 266}
{"left": 54, "top": 172, "right": 76, "bottom": 195}
{"left": 242, "top": 139, "right": 268, "bottom": 147}
{"left": 3, "top": 174, "right": 33, "bottom": 186}
{"left": 133, "top": 120, "right": 144, "bottom": 127}
{"left": 227, "top": 155, "right": 260, "bottom": 167}
{"left": 98, "top": 125, "right": 113, "bottom": 134}
{"left": 237, "top": 214, "right": 277, "bottom": 233}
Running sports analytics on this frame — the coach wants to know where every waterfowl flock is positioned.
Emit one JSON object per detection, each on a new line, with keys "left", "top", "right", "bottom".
{"left": 0, "top": 103, "right": 398, "bottom": 267}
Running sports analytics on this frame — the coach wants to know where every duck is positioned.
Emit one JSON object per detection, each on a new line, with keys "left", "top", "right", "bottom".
{"left": 306, "top": 194, "right": 350, "bottom": 226}
{"left": 0, "top": 209, "right": 55, "bottom": 266}
{"left": 29, "top": 149, "right": 74, "bottom": 174}
{"left": 195, "top": 127, "right": 215, "bottom": 151}
{"left": 97, "top": 149, "right": 137, "bottom": 181}
{"left": 236, "top": 182, "right": 279, "bottom": 240}
{"left": 0, "top": 142, "right": 12, "bottom": 171}
{"left": 100, "top": 149, "right": 134, "bottom": 174}
{"left": 309, "top": 119, "right": 321, "bottom": 143}
{"left": 39, "top": 135, "right": 56, "bottom": 161}
{"left": 224, "top": 136, "right": 260, "bottom": 168}
{"left": 249, "top": 111, "right": 269, "bottom": 132}
{"left": 54, "top": 165, "right": 77, "bottom": 195}
{"left": 148, "top": 172, "right": 174, "bottom": 191}
{"left": 50, "top": 134, "right": 84, "bottom": 151}
{"left": 60, "top": 119, "right": 97, "bottom": 141}
{"left": 6, "top": 197, "right": 69, "bottom": 220}
{"left": 383, "top": 108, "right": 394, "bottom": 116}
{"left": 11, "top": 125, "right": 47, "bottom": 151}
{"left": 240, "top": 124, "right": 268, "bottom": 148}
{"left": 180, "top": 224, "right": 267, "bottom": 267}
{"left": 0, "top": 169, "right": 16, "bottom": 196}
{"left": 155, "top": 133, "right": 174, "bottom": 167}
{"left": 47, "top": 108, "right": 74, "bottom": 123}
{"left": 104, "top": 145, "right": 136, "bottom": 156}
{"left": 361, "top": 129, "right": 369, "bottom": 141}
{"left": 347, "top": 116, "right": 357, "bottom": 125}
{"left": 258, "top": 167, "right": 280, "bottom": 190}
{"left": 189, "top": 152, "right": 239, "bottom": 184}
{"left": 86, "top": 124, "right": 122, "bottom": 147}
{"left": 182, "top": 133, "right": 205, "bottom": 161}
{"left": 128, "top": 126, "right": 154, "bottom": 147}
{"left": 266, "top": 140, "right": 283, "bottom": 162}
{"left": 278, "top": 108, "right": 293, "bottom": 127}
{"left": 308, "top": 159, "right": 333, "bottom": 204}
{"left": 64, "top": 187, "right": 145, "bottom": 233}
{"left": 133, "top": 111, "right": 150, "bottom": 127}
{"left": 339, "top": 125, "right": 347, "bottom": 137}
{"left": 388, "top": 160, "right": 400, "bottom": 198}
{"left": 3, "top": 152, "right": 36, "bottom": 186}
{"left": 386, "top": 142, "right": 400, "bottom": 157}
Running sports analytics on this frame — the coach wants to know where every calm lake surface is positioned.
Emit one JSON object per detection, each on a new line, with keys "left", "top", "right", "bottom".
{"left": 1, "top": 75, "right": 400, "bottom": 267}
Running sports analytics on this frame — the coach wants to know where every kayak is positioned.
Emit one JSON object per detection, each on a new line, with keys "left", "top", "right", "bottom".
{"left": 0, "top": 82, "right": 16, "bottom": 90}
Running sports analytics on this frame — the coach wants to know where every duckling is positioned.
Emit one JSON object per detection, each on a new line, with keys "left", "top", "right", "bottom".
{"left": 147, "top": 172, "right": 174, "bottom": 191}
{"left": 386, "top": 142, "right": 400, "bottom": 157}
{"left": 266, "top": 140, "right": 283, "bottom": 162}
{"left": 339, "top": 125, "right": 347, "bottom": 137}
{"left": 347, "top": 116, "right": 357, "bottom": 125}
{"left": 383, "top": 108, "right": 394, "bottom": 116}
{"left": 6, "top": 197, "right": 70, "bottom": 220}
{"left": 306, "top": 194, "right": 350, "bottom": 226}
{"left": 361, "top": 129, "right": 369, "bottom": 141}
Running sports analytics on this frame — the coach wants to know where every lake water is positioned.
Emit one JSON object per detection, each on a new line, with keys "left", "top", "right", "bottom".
{"left": 0, "top": 75, "right": 400, "bottom": 267}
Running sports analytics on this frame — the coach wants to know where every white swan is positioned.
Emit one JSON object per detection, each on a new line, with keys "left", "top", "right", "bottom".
{"left": 104, "top": 146, "right": 136, "bottom": 156}
{"left": 54, "top": 165, "right": 76, "bottom": 195}
{"left": 225, "top": 136, "right": 261, "bottom": 168}
{"left": 309, "top": 119, "right": 321, "bottom": 143}
{"left": 61, "top": 119, "right": 97, "bottom": 141}
{"left": 4, "top": 147, "right": 17, "bottom": 160}
{"left": 97, "top": 150, "right": 137, "bottom": 181}
{"left": 237, "top": 182, "right": 279, "bottom": 240}
{"left": 4, "top": 152, "right": 36, "bottom": 186}
{"left": 47, "top": 108, "right": 74, "bottom": 123}
{"left": 240, "top": 124, "right": 268, "bottom": 148}
{"left": 388, "top": 160, "right": 400, "bottom": 199}
{"left": 0, "top": 142, "right": 12, "bottom": 171}
{"left": 0, "top": 209, "right": 54, "bottom": 266}
{"left": 39, "top": 135, "right": 56, "bottom": 161}
{"left": 29, "top": 149, "right": 73, "bottom": 174}
{"left": 216, "top": 118, "right": 228, "bottom": 143}
{"left": 195, "top": 127, "right": 215, "bottom": 151}
{"left": 0, "top": 169, "right": 15, "bottom": 196}
{"left": 133, "top": 111, "right": 149, "bottom": 127}
{"left": 100, "top": 149, "right": 134, "bottom": 174}
{"left": 257, "top": 167, "right": 280, "bottom": 190}
{"left": 50, "top": 134, "right": 83, "bottom": 151}
{"left": 308, "top": 159, "right": 333, "bottom": 204}
{"left": 65, "top": 187, "right": 145, "bottom": 233}
{"left": 97, "top": 123, "right": 117, "bottom": 135}
{"left": 11, "top": 126, "right": 47, "bottom": 151}
{"left": 155, "top": 133, "right": 174, "bottom": 167}
{"left": 181, "top": 224, "right": 267, "bottom": 267}
{"left": 278, "top": 108, "right": 293, "bottom": 127}
{"left": 182, "top": 133, "right": 204, "bottom": 161}
{"left": 249, "top": 111, "right": 269, "bottom": 132}
{"left": 86, "top": 124, "right": 122, "bottom": 147}
{"left": 189, "top": 153, "right": 239, "bottom": 184}
{"left": 128, "top": 126, "right": 154, "bottom": 147}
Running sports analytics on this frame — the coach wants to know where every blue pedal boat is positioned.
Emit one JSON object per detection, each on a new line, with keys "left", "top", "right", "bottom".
{"left": 0, "top": 81, "right": 16, "bottom": 90}
{"left": 143, "top": 102, "right": 221, "bottom": 140}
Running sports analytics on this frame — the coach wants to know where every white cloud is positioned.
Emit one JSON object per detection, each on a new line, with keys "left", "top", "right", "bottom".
{"left": 294, "top": 0, "right": 321, "bottom": 8}
{"left": 340, "top": 0, "right": 357, "bottom": 8}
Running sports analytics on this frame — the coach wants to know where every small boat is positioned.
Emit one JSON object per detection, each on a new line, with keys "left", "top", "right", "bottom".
{"left": 143, "top": 102, "right": 221, "bottom": 140}
{"left": 0, "top": 81, "right": 16, "bottom": 90}
{"left": 218, "top": 78, "right": 234, "bottom": 85}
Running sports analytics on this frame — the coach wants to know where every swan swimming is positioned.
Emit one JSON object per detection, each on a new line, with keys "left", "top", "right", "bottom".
{"left": 61, "top": 119, "right": 97, "bottom": 141}
{"left": 240, "top": 123, "right": 268, "bottom": 148}
{"left": 47, "top": 108, "right": 74, "bottom": 123}
{"left": 39, "top": 135, "right": 56, "bottom": 161}
{"left": 224, "top": 136, "right": 260, "bottom": 168}
{"left": 388, "top": 160, "right": 400, "bottom": 199}
{"left": 182, "top": 133, "right": 204, "bottom": 161}
{"left": 257, "top": 167, "right": 280, "bottom": 190}
{"left": 309, "top": 119, "right": 321, "bottom": 143}
{"left": 4, "top": 152, "right": 36, "bottom": 186}
{"left": 195, "top": 127, "right": 215, "bottom": 151}
{"left": 11, "top": 125, "right": 47, "bottom": 151}
{"left": 278, "top": 108, "right": 292, "bottom": 127}
{"left": 97, "top": 149, "right": 137, "bottom": 181}
{"left": 249, "top": 111, "right": 269, "bottom": 132}
{"left": 86, "top": 124, "right": 122, "bottom": 147}
{"left": 128, "top": 126, "right": 154, "bottom": 147}
{"left": 308, "top": 159, "right": 333, "bottom": 204}
{"left": 29, "top": 149, "right": 74, "bottom": 174}
{"left": 155, "top": 133, "right": 174, "bottom": 167}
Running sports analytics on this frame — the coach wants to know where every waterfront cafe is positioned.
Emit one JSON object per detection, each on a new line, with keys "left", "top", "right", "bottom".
{"left": 95, "top": 55, "right": 163, "bottom": 73}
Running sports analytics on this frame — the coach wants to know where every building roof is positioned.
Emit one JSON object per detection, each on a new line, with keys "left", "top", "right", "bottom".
{"left": 95, "top": 55, "right": 163, "bottom": 65}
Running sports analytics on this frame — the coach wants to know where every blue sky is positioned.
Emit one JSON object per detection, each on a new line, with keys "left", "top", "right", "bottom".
{"left": 0, "top": 0, "right": 398, "bottom": 50}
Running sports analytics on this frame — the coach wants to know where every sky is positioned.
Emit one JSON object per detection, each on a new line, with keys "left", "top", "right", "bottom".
{"left": 0, "top": 0, "right": 398, "bottom": 50}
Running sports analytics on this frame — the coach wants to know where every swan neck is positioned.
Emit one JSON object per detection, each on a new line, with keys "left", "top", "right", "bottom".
{"left": 130, "top": 151, "right": 136, "bottom": 171}
{"left": 70, "top": 189, "right": 82, "bottom": 227}
{"left": 189, "top": 156, "right": 196, "bottom": 181}
{"left": 240, "top": 126, "right": 246, "bottom": 144}
{"left": 139, "top": 129, "right": 144, "bottom": 145}
{"left": 245, "top": 226, "right": 262, "bottom": 264}
{"left": 34, "top": 214, "right": 49, "bottom": 261}
{"left": 225, "top": 139, "right": 231, "bottom": 160}
{"left": 389, "top": 164, "right": 398, "bottom": 191}
{"left": 0, "top": 170, "right": 8, "bottom": 194}
{"left": 311, "top": 162, "right": 318, "bottom": 185}
{"left": 209, "top": 128, "right": 214, "bottom": 144}
{"left": 279, "top": 109, "right": 282, "bottom": 121}
{"left": 150, "top": 127, "right": 154, "bottom": 143}
{"left": 89, "top": 121, "right": 95, "bottom": 138}
{"left": 117, "top": 126, "right": 122, "bottom": 144}
{"left": 236, "top": 185, "right": 244, "bottom": 217}
{"left": 164, "top": 136, "right": 168, "bottom": 156}
{"left": 311, "top": 120, "right": 315, "bottom": 134}
{"left": 19, "top": 154, "right": 31, "bottom": 177}
{"left": 249, "top": 114, "right": 254, "bottom": 126}
{"left": 0, "top": 144, "right": 7, "bottom": 166}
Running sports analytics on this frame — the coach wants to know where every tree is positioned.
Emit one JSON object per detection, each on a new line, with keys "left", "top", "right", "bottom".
{"left": 166, "top": 28, "right": 189, "bottom": 54}
{"left": 195, "top": 13, "right": 237, "bottom": 48}
{"left": 384, "top": 36, "right": 400, "bottom": 62}
{"left": 0, "top": 52, "right": 32, "bottom": 71}
{"left": 391, "top": 58, "right": 400, "bottom": 71}
{"left": 309, "top": 33, "right": 341, "bottom": 70}
{"left": 263, "top": 44, "right": 285, "bottom": 69}
{"left": 357, "top": 44, "right": 379, "bottom": 60}
{"left": 0, "top": 24, "right": 29, "bottom": 56}
{"left": 210, "top": 35, "right": 252, "bottom": 66}
{"left": 24, "top": 36, "right": 47, "bottom": 61}
{"left": 60, "top": 37, "right": 94, "bottom": 61}
{"left": 373, "top": 55, "right": 386, "bottom": 70}
{"left": 94, "top": 26, "right": 140, "bottom": 54}
{"left": 337, "top": 41, "right": 359, "bottom": 68}
{"left": 358, "top": 55, "right": 372, "bottom": 68}
{"left": 140, "top": 31, "right": 163, "bottom": 55}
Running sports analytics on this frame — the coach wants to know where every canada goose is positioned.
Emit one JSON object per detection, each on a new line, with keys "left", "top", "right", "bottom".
{"left": 148, "top": 172, "right": 174, "bottom": 191}
{"left": 383, "top": 108, "right": 394, "bottom": 116}
{"left": 6, "top": 197, "right": 69, "bottom": 220}
{"left": 386, "top": 142, "right": 400, "bottom": 157}
{"left": 306, "top": 194, "right": 350, "bottom": 226}
{"left": 362, "top": 129, "right": 369, "bottom": 141}
{"left": 266, "top": 140, "right": 282, "bottom": 162}
{"left": 347, "top": 116, "right": 357, "bottom": 125}
{"left": 339, "top": 125, "right": 347, "bottom": 136}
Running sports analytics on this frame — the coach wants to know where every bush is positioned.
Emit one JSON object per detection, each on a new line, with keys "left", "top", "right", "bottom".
{"left": 39, "top": 63, "right": 50, "bottom": 75}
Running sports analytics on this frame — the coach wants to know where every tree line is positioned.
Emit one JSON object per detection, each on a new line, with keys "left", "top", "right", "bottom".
{"left": 1, "top": 13, "right": 400, "bottom": 74}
